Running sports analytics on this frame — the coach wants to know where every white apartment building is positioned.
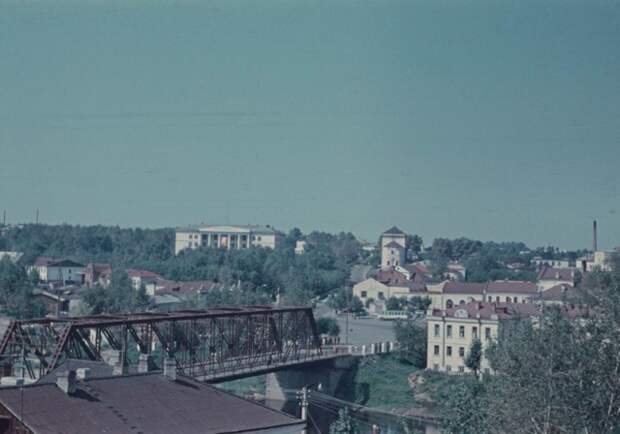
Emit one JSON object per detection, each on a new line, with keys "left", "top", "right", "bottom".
{"left": 427, "top": 301, "right": 540, "bottom": 374}
{"left": 27, "top": 257, "right": 85, "bottom": 285}
{"left": 426, "top": 281, "right": 539, "bottom": 310}
{"left": 175, "top": 225, "right": 284, "bottom": 255}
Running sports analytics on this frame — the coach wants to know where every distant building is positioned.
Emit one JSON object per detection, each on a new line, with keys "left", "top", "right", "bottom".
{"left": 528, "top": 284, "right": 580, "bottom": 306}
{"left": 426, "top": 301, "right": 541, "bottom": 374}
{"left": 27, "top": 257, "right": 85, "bottom": 286}
{"left": 0, "top": 251, "right": 23, "bottom": 263}
{"left": 175, "top": 224, "right": 284, "bottom": 255}
{"left": 84, "top": 263, "right": 112, "bottom": 288}
{"left": 294, "top": 240, "right": 307, "bottom": 255}
{"left": 380, "top": 226, "right": 406, "bottom": 269}
{"left": 577, "top": 250, "right": 615, "bottom": 272}
{"left": 426, "top": 280, "right": 539, "bottom": 310}
{"left": 537, "top": 266, "right": 577, "bottom": 291}
{"left": 531, "top": 256, "right": 572, "bottom": 269}
{"left": 126, "top": 269, "right": 164, "bottom": 295}
{"left": 155, "top": 280, "right": 221, "bottom": 298}
{"left": 353, "top": 267, "right": 427, "bottom": 306}
{"left": 0, "top": 369, "right": 305, "bottom": 433}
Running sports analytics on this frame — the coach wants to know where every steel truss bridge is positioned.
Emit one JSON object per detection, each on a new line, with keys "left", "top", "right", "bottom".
{"left": 0, "top": 306, "right": 327, "bottom": 382}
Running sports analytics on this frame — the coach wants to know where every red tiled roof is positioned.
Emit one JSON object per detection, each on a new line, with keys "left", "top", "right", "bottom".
{"left": 486, "top": 280, "right": 538, "bottom": 294}
{"left": 442, "top": 280, "right": 538, "bottom": 295}
{"left": 126, "top": 269, "right": 162, "bottom": 279}
{"left": 443, "top": 282, "right": 487, "bottom": 294}
{"left": 537, "top": 266, "right": 576, "bottom": 282}
{"left": 432, "top": 301, "right": 540, "bottom": 320}
{"left": 375, "top": 268, "right": 409, "bottom": 285}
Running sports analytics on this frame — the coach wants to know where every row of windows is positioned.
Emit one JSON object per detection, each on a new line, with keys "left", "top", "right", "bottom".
{"left": 433, "top": 345, "right": 466, "bottom": 357}
{"left": 446, "top": 296, "right": 528, "bottom": 308}
{"left": 432, "top": 364, "right": 491, "bottom": 375}
{"left": 433, "top": 324, "right": 492, "bottom": 340}
{"left": 359, "top": 291, "right": 385, "bottom": 300}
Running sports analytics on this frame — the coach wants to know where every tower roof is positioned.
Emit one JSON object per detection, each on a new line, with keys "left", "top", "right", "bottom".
{"left": 382, "top": 226, "right": 405, "bottom": 236}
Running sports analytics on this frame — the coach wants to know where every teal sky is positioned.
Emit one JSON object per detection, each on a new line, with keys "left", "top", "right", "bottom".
{"left": 1, "top": 0, "right": 619, "bottom": 250}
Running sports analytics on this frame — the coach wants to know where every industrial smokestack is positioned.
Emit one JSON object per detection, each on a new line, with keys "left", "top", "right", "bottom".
{"left": 593, "top": 220, "right": 598, "bottom": 252}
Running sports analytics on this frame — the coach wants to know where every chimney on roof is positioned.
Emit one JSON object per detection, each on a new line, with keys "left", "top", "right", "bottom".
{"left": 593, "top": 220, "right": 598, "bottom": 252}
{"left": 76, "top": 368, "right": 90, "bottom": 380}
{"left": 57, "top": 370, "right": 77, "bottom": 395}
{"left": 163, "top": 357, "right": 177, "bottom": 381}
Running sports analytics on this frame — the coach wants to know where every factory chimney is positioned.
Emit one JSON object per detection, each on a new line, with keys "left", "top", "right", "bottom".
{"left": 593, "top": 220, "right": 598, "bottom": 252}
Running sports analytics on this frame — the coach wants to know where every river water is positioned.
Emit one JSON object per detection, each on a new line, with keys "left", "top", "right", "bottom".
{"left": 265, "top": 399, "right": 440, "bottom": 434}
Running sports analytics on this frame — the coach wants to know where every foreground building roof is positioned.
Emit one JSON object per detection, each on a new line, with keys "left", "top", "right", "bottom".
{"left": 0, "top": 372, "right": 304, "bottom": 434}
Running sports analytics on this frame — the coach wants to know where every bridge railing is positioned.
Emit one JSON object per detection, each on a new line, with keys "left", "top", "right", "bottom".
{"left": 321, "top": 341, "right": 399, "bottom": 356}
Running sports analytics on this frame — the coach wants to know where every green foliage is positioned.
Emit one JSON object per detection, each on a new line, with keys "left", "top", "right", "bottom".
{"left": 316, "top": 317, "right": 341, "bottom": 337}
{"left": 328, "top": 288, "right": 365, "bottom": 315}
{"left": 464, "top": 339, "right": 482, "bottom": 376}
{"left": 83, "top": 269, "right": 150, "bottom": 314}
{"left": 441, "top": 257, "right": 620, "bottom": 434}
{"left": 406, "top": 296, "right": 432, "bottom": 312}
{"left": 2, "top": 224, "right": 360, "bottom": 310}
{"left": 329, "top": 407, "right": 359, "bottom": 434}
{"left": 439, "top": 375, "right": 489, "bottom": 434}
{"left": 353, "top": 355, "right": 419, "bottom": 409}
{"left": 394, "top": 320, "right": 427, "bottom": 368}
{"left": 0, "top": 258, "right": 46, "bottom": 319}
{"left": 386, "top": 296, "right": 405, "bottom": 311}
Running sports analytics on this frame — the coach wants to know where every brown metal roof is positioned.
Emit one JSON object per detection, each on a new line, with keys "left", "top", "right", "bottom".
{"left": 0, "top": 373, "right": 304, "bottom": 434}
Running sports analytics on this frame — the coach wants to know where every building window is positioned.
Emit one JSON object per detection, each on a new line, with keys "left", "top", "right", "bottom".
{"left": 434, "top": 324, "right": 440, "bottom": 337}
{"left": 361, "top": 291, "right": 367, "bottom": 298}
{"left": 472, "top": 326, "right": 478, "bottom": 339}
{"left": 378, "top": 292, "right": 385, "bottom": 300}
{"left": 506, "top": 297, "right": 511, "bottom": 303}
{"left": 484, "top": 368, "right": 490, "bottom": 375}
{"left": 433, "top": 364, "right": 439, "bottom": 370}
{"left": 446, "top": 365, "right": 452, "bottom": 372}
{"left": 447, "top": 325, "right": 452, "bottom": 337}
{"left": 459, "top": 347, "right": 465, "bottom": 357}
{"left": 434, "top": 345, "right": 440, "bottom": 356}
{"left": 485, "top": 327, "right": 491, "bottom": 340}
{"left": 459, "top": 366, "right": 465, "bottom": 373}
{"left": 447, "top": 346, "right": 452, "bottom": 356}
{"left": 496, "top": 296, "right": 500, "bottom": 302}
{"left": 459, "top": 299, "right": 465, "bottom": 305}
{"left": 459, "top": 326, "right": 465, "bottom": 338}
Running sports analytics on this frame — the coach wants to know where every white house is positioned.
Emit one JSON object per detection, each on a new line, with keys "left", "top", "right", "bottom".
{"left": 28, "top": 257, "right": 85, "bottom": 285}
{"left": 175, "top": 224, "right": 284, "bottom": 255}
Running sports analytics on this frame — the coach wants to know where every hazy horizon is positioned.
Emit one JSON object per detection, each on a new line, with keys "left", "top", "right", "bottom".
{"left": 1, "top": 0, "right": 619, "bottom": 250}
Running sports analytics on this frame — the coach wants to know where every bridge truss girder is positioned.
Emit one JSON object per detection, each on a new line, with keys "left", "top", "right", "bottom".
{"left": 0, "top": 306, "right": 322, "bottom": 381}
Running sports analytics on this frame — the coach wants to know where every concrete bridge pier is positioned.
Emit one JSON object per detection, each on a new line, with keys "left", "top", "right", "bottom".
{"left": 266, "top": 356, "right": 357, "bottom": 405}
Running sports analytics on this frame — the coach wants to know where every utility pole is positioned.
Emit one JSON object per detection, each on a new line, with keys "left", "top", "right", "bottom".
{"left": 297, "top": 386, "right": 309, "bottom": 434}
{"left": 35, "top": 209, "right": 39, "bottom": 225}
{"left": 2, "top": 210, "right": 5, "bottom": 226}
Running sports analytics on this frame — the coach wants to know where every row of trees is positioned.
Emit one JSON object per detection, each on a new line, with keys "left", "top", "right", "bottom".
{"left": 440, "top": 255, "right": 620, "bottom": 434}
{"left": 0, "top": 224, "right": 362, "bottom": 312}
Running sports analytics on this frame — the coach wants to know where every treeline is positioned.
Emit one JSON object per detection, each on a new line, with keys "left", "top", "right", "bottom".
{"left": 425, "top": 237, "right": 586, "bottom": 282}
{"left": 439, "top": 255, "right": 620, "bottom": 434}
{"left": 0, "top": 224, "right": 361, "bottom": 304}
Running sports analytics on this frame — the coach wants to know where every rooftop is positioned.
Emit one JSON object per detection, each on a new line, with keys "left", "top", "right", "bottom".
{"left": 32, "top": 257, "right": 85, "bottom": 268}
{"left": 537, "top": 266, "right": 577, "bottom": 282}
{"left": 177, "top": 224, "right": 280, "bottom": 235}
{"left": 431, "top": 301, "right": 540, "bottom": 320}
{"left": 0, "top": 372, "right": 304, "bottom": 434}
{"left": 442, "top": 280, "right": 538, "bottom": 295}
{"left": 382, "top": 226, "right": 405, "bottom": 236}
